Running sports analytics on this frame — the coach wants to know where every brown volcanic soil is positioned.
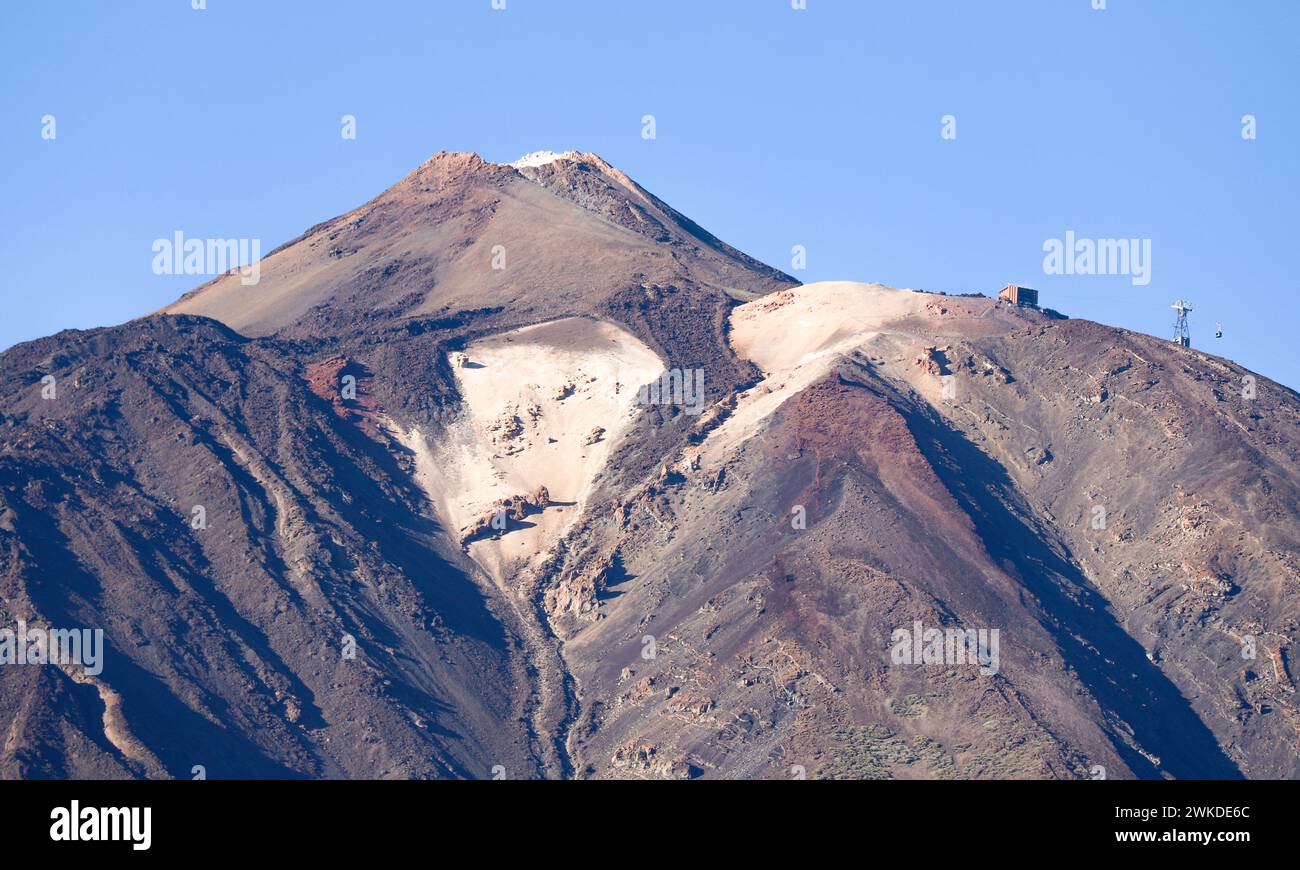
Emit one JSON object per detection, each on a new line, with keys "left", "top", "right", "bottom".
{"left": 924, "top": 317, "right": 1300, "bottom": 777}
{"left": 549, "top": 284, "right": 1298, "bottom": 779}
{"left": 558, "top": 363, "right": 1235, "bottom": 779}
{"left": 0, "top": 317, "right": 534, "bottom": 778}
{"left": 3, "top": 152, "right": 1297, "bottom": 780}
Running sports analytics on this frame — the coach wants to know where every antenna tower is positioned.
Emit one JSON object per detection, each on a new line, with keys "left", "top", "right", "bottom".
{"left": 1172, "top": 299, "right": 1193, "bottom": 348}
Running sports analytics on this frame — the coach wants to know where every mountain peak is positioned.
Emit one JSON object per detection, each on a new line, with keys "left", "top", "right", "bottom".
{"left": 396, "top": 150, "right": 510, "bottom": 190}
{"left": 163, "top": 147, "right": 795, "bottom": 337}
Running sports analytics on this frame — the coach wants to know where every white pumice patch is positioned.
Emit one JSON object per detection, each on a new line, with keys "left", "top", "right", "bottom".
{"left": 398, "top": 316, "right": 664, "bottom": 582}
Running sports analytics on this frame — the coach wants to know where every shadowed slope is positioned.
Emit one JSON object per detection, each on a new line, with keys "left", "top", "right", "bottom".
{"left": 0, "top": 316, "right": 533, "bottom": 778}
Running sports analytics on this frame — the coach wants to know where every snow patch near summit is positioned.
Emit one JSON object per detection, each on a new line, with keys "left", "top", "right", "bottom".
{"left": 509, "top": 150, "right": 581, "bottom": 169}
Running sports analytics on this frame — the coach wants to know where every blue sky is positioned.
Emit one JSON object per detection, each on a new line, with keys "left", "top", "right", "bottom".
{"left": 2, "top": 0, "right": 1297, "bottom": 387}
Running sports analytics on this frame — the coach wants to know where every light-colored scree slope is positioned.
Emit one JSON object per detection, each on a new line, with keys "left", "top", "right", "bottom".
{"left": 400, "top": 317, "right": 664, "bottom": 581}
{"left": 730, "top": 281, "right": 924, "bottom": 370}
{"left": 697, "top": 282, "right": 929, "bottom": 465}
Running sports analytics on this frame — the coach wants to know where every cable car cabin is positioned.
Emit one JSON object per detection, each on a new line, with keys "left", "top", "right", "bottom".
{"left": 998, "top": 284, "right": 1039, "bottom": 307}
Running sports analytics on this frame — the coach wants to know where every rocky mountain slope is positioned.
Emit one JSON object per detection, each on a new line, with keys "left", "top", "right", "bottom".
{"left": 2, "top": 151, "right": 1296, "bottom": 779}
{"left": 558, "top": 283, "right": 1298, "bottom": 779}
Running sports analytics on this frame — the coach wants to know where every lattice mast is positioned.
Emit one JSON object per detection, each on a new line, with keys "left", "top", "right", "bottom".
{"left": 1172, "top": 299, "right": 1193, "bottom": 348}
